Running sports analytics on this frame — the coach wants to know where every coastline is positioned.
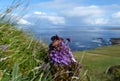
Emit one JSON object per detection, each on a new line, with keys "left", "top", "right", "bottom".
{"left": 106, "top": 28, "right": 120, "bottom": 30}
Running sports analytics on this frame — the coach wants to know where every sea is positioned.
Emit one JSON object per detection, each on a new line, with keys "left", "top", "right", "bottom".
{"left": 25, "top": 26, "right": 120, "bottom": 51}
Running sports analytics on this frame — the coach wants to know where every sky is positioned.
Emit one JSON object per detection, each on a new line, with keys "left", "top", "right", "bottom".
{"left": 1, "top": 0, "right": 120, "bottom": 27}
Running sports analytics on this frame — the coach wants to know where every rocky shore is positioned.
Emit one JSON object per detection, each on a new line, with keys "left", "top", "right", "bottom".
{"left": 110, "top": 38, "right": 120, "bottom": 45}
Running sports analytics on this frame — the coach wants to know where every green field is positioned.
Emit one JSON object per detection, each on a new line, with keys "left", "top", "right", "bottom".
{"left": 74, "top": 45, "right": 120, "bottom": 81}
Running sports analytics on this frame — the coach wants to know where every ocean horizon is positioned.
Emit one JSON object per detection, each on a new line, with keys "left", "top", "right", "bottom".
{"left": 25, "top": 26, "right": 120, "bottom": 51}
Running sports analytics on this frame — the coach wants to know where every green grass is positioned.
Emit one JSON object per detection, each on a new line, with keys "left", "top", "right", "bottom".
{"left": 87, "top": 45, "right": 120, "bottom": 57}
{"left": 0, "top": 1, "right": 120, "bottom": 80}
{"left": 74, "top": 45, "right": 120, "bottom": 81}
{"left": 0, "top": 22, "right": 120, "bottom": 81}
{"left": 0, "top": 23, "right": 50, "bottom": 81}
{"left": 0, "top": 1, "right": 54, "bottom": 80}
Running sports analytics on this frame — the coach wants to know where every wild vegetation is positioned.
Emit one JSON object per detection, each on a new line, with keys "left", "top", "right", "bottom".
{"left": 0, "top": 23, "right": 49, "bottom": 81}
{"left": 0, "top": 22, "right": 120, "bottom": 81}
{"left": 0, "top": 0, "right": 120, "bottom": 81}
{"left": 74, "top": 45, "right": 120, "bottom": 81}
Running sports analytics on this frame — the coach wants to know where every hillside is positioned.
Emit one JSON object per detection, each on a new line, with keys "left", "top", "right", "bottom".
{"left": 74, "top": 45, "right": 120, "bottom": 81}
{"left": 0, "top": 23, "right": 48, "bottom": 81}
{"left": 0, "top": 23, "right": 120, "bottom": 81}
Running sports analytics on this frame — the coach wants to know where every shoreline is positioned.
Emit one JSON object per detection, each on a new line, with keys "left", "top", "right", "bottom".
{"left": 106, "top": 28, "right": 120, "bottom": 30}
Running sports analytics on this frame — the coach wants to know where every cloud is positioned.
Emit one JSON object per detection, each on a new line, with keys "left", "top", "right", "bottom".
{"left": 62, "top": 5, "right": 104, "bottom": 17}
{"left": 60, "top": 5, "right": 107, "bottom": 25}
{"left": 27, "top": 0, "right": 119, "bottom": 26}
{"left": 28, "top": 0, "right": 120, "bottom": 26}
{"left": 33, "top": 11, "right": 65, "bottom": 25}
{"left": 94, "top": 18, "right": 108, "bottom": 25}
{"left": 0, "top": 13, "right": 32, "bottom": 25}
{"left": 11, "top": 14, "right": 33, "bottom": 25}
{"left": 30, "top": 5, "right": 120, "bottom": 26}
{"left": 34, "top": 11, "right": 47, "bottom": 16}
{"left": 112, "top": 11, "right": 120, "bottom": 18}
{"left": 61, "top": 5, "right": 120, "bottom": 26}
{"left": 106, "top": 11, "right": 120, "bottom": 26}
{"left": 17, "top": 18, "right": 32, "bottom": 25}
{"left": 92, "top": 18, "right": 108, "bottom": 25}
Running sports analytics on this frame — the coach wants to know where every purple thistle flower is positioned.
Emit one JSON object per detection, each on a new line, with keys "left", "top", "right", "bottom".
{"left": 48, "top": 36, "right": 82, "bottom": 80}
{"left": 61, "top": 59, "right": 69, "bottom": 65}
{"left": 52, "top": 57, "right": 60, "bottom": 63}
{"left": 49, "top": 39, "right": 76, "bottom": 66}
{"left": 1, "top": 45, "right": 7, "bottom": 50}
